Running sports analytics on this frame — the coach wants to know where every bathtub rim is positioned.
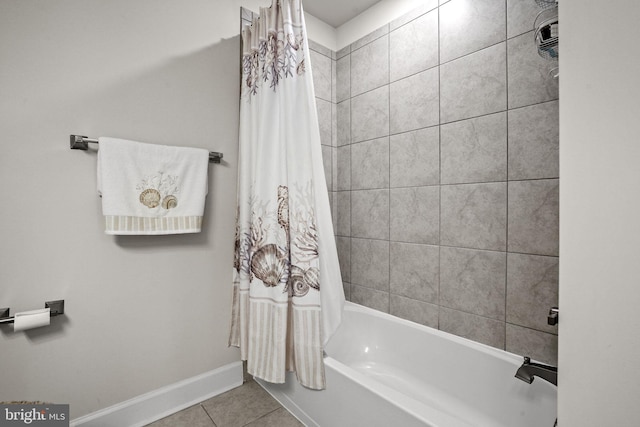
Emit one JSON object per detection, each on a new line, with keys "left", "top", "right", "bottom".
{"left": 337, "top": 301, "right": 545, "bottom": 366}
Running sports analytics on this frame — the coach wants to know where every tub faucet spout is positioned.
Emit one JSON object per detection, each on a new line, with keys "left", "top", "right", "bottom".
{"left": 515, "top": 357, "right": 557, "bottom": 386}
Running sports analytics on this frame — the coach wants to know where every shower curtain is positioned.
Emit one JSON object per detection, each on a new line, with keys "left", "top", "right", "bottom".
{"left": 229, "top": 0, "right": 344, "bottom": 390}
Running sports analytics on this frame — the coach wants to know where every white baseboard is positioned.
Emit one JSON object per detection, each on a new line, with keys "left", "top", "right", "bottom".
{"left": 71, "top": 361, "right": 243, "bottom": 427}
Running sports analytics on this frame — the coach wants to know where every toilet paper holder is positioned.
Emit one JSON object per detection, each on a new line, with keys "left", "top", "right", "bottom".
{"left": 0, "top": 300, "right": 64, "bottom": 324}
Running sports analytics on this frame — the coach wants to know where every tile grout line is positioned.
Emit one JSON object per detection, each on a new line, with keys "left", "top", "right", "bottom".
{"left": 200, "top": 403, "right": 218, "bottom": 427}
{"left": 504, "top": 0, "right": 510, "bottom": 352}
{"left": 346, "top": 176, "right": 560, "bottom": 193}
{"left": 387, "top": 24, "right": 392, "bottom": 315}
{"left": 437, "top": 0, "right": 442, "bottom": 332}
{"left": 346, "top": 96, "right": 558, "bottom": 144}
{"left": 240, "top": 407, "right": 284, "bottom": 427}
{"left": 345, "top": 235, "right": 557, "bottom": 259}
{"left": 348, "top": 49, "right": 353, "bottom": 302}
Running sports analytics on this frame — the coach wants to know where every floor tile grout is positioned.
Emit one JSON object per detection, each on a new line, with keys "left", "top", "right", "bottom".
{"left": 200, "top": 403, "right": 217, "bottom": 427}
{"left": 241, "top": 407, "right": 282, "bottom": 427}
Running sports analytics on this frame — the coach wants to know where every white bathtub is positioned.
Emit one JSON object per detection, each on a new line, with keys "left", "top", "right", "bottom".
{"left": 256, "top": 302, "right": 557, "bottom": 427}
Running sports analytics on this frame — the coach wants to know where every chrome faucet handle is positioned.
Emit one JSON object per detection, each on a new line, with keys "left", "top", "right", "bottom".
{"left": 547, "top": 307, "right": 559, "bottom": 325}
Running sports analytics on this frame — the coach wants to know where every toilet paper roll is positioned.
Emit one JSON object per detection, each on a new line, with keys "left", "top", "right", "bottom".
{"left": 13, "top": 308, "right": 50, "bottom": 332}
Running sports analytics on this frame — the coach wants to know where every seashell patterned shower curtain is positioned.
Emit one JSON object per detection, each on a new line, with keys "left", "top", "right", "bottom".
{"left": 229, "top": 0, "right": 345, "bottom": 390}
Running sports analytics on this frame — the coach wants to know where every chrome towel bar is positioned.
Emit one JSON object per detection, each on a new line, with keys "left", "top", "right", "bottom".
{"left": 70, "top": 135, "right": 223, "bottom": 164}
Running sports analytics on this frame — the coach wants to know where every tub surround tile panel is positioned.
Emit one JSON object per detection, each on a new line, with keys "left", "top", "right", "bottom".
{"left": 508, "top": 100, "right": 559, "bottom": 180}
{"left": 439, "top": 0, "right": 506, "bottom": 63}
{"left": 351, "top": 189, "right": 389, "bottom": 240}
{"left": 351, "top": 86, "right": 389, "bottom": 143}
{"left": 317, "top": 98, "right": 332, "bottom": 147}
{"left": 336, "top": 45, "right": 351, "bottom": 60}
{"left": 440, "top": 112, "right": 507, "bottom": 184}
{"left": 351, "top": 137, "right": 390, "bottom": 190}
{"left": 336, "top": 191, "right": 351, "bottom": 237}
{"left": 343, "top": 281, "right": 351, "bottom": 301}
{"left": 390, "top": 127, "right": 440, "bottom": 187}
{"left": 389, "top": 10, "right": 438, "bottom": 82}
{"left": 390, "top": 186, "right": 440, "bottom": 244}
{"left": 331, "top": 101, "right": 338, "bottom": 146}
{"left": 330, "top": 191, "right": 337, "bottom": 232}
{"left": 507, "top": 31, "right": 559, "bottom": 109}
{"left": 390, "top": 242, "right": 439, "bottom": 304}
{"left": 507, "top": 253, "right": 559, "bottom": 334}
{"left": 440, "top": 307, "right": 506, "bottom": 349}
{"left": 336, "top": 145, "right": 351, "bottom": 191}
{"left": 390, "top": 67, "right": 439, "bottom": 134}
{"left": 336, "top": 237, "right": 351, "bottom": 283}
{"left": 389, "top": 0, "right": 439, "bottom": 31}
{"left": 336, "top": 55, "right": 350, "bottom": 103}
{"left": 351, "top": 238, "right": 390, "bottom": 291}
{"left": 321, "top": 144, "right": 332, "bottom": 191}
{"left": 308, "top": 39, "right": 334, "bottom": 61}
{"left": 331, "top": 146, "right": 338, "bottom": 190}
{"left": 337, "top": 100, "right": 350, "bottom": 146}
{"left": 507, "top": 0, "right": 543, "bottom": 39}
{"left": 241, "top": 7, "right": 253, "bottom": 22}
{"left": 351, "top": 24, "right": 389, "bottom": 52}
{"left": 310, "top": 49, "right": 332, "bottom": 102}
{"left": 390, "top": 295, "right": 439, "bottom": 328}
{"left": 311, "top": 40, "right": 336, "bottom": 204}
{"left": 350, "top": 35, "right": 389, "bottom": 96}
{"left": 440, "top": 247, "right": 507, "bottom": 321}
{"left": 351, "top": 284, "right": 390, "bottom": 313}
{"left": 331, "top": 57, "right": 337, "bottom": 104}
{"left": 440, "top": 42, "right": 507, "bottom": 123}
{"left": 326, "top": 1, "right": 559, "bottom": 357}
{"left": 441, "top": 182, "right": 507, "bottom": 251}
{"left": 507, "top": 179, "right": 559, "bottom": 256}
{"left": 506, "top": 323, "right": 558, "bottom": 365}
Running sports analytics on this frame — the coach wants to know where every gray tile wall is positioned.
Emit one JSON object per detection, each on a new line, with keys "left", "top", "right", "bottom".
{"left": 320, "top": 0, "right": 559, "bottom": 365}
{"left": 306, "top": 40, "right": 339, "bottom": 252}
{"left": 244, "top": 1, "right": 559, "bottom": 366}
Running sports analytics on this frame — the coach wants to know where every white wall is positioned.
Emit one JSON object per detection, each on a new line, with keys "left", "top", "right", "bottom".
{"left": 0, "top": 0, "right": 274, "bottom": 419}
{"left": 559, "top": 0, "right": 640, "bottom": 425}
{"left": 304, "top": 12, "right": 338, "bottom": 51}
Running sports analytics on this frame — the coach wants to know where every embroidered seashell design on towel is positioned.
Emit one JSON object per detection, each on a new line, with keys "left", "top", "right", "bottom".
{"left": 139, "top": 188, "right": 162, "bottom": 208}
{"left": 136, "top": 173, "right": 179, "bottom": 210}
{"left": 162, "top": 195, "right": 178, "bottom": 209}
{"left": 97, "top": 137, "right": 209, "bottom": 235}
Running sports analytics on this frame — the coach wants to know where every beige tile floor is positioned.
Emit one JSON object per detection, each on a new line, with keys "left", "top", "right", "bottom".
{"left": 146, "top": 379, "right": 303, "bottom": 427}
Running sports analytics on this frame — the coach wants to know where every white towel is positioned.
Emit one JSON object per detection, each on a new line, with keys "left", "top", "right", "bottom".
{"left": 97, "top": 137, "right": 209, "bottom": 235}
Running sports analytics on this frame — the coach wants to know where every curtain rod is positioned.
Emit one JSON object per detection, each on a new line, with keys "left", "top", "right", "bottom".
{"left": 69, "top": 135, "right": 223, "bottom": 163}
